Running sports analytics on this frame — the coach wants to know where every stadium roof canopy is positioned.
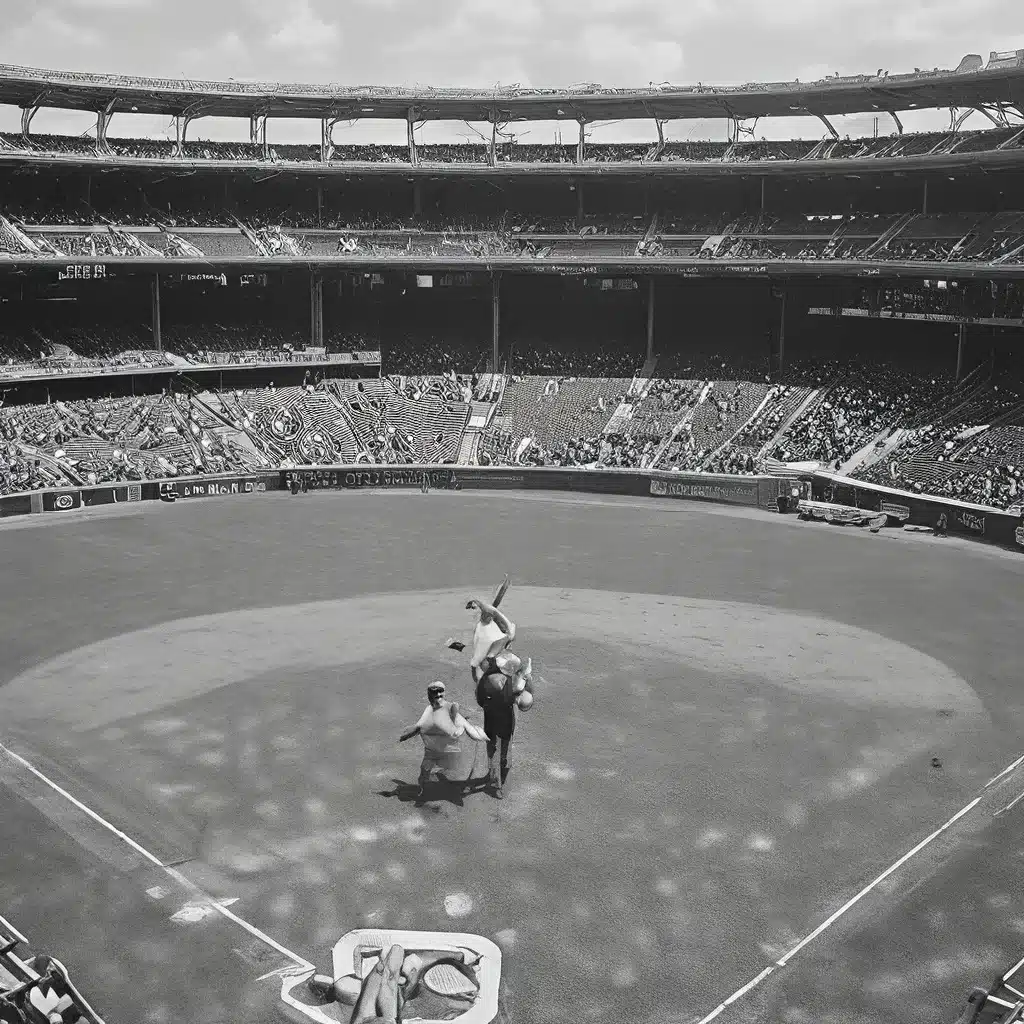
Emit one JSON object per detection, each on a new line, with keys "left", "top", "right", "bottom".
{"left": 1, "top": 54, "right": 1023, "bottom": 123}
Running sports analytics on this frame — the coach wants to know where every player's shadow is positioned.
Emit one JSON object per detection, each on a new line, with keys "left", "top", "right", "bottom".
{"left": 377, "top": 774, "right": 492, "bottom": 809}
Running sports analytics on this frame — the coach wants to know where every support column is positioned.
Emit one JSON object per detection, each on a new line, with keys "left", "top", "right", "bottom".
{"left": 407, "top": 109, "right": 418, "bottom": 166}
{"left": 491, "top": 272, "right": 501, "bottom": 372}
{"left": 317, "top": 184, "right": 324, "bottom": 227}
{"left": 20, "top": 92, "right": 44, "bottom": 143}
{"left": 320, "top": 119, "right": 331, "bottom": 163}
{"left": 488, "top": 109, "right": 497, "bottom": 167}
{"left": 576, "top": 118, "right": 586, "bottom": 164}
{"left": 956, "top": 322, "right": 966, "bottom": 382}
{"left": 922, "top": 178, "right": 929, "bottom": 215}
{"left": 84, "top": 175, "right": 92, "bottom": 209}
{"left": 174, "top": 113, "right": 197, "bottom": 158}
{"left": 777, "top": 288, "right": 787, "bottom": 373}
{"left": 151, "top": 273, "right": 162, "bottom": 352}
{"left": 96, "top": 99, "right": 115, "bottom": 156}
{"left": 646, "top": 278, "right": 656, "bottom": 362}
{"left": 413, "top": 181, "right": 423, "bottom": 217}
{"left": 760, "top": 177, "right": 766, "bottom": 213}
{"left": 575, "top": 182, "right": 584, "bottom": 226}
{"left": 310, "top": 271, "right": 324, "bottom": 349}
{"left": 250, "top": 114, "right": 269, "bottom": 160}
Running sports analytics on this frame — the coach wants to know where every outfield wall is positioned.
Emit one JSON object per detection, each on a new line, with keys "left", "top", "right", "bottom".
{"left": 1, "top": 465, "right": 1021, "bottom": 553}
{"left": 811, "top": 471, "right": 1024, "bottom": 550}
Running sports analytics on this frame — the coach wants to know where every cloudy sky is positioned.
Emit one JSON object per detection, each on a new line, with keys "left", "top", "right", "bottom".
{"left": 0, "top": 0, "right": 1022, "bottom": 144}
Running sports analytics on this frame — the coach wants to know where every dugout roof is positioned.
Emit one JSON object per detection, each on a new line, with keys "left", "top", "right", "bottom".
{"left": 1, "top": 57, "right": 1023, "bottom": 123}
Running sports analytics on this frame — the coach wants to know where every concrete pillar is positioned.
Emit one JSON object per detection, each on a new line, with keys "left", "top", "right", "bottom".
{"left": 407, "top": 109, "right": 418, "bottom": 166}
{"left": 310, "top": 271, "right": 324, "bottom": 349}
{"left": 956, "top": 322, "right": 965, "bottom": 382}
{"left": 646, "top": 278, "right": 655, "bottom": 362}
{"left": 777, "top": 288, "right": 787, "bottom": 373}
{"left": 922, "top": 178, "right": 929, "bottom": 215}
{"left": 575, "top": 182, "right": 584, "bottom": 226}
{"left": 491, "top": 273, "right": 501, "bottom": 372}
{"left": 319, "top": 118, "right": 331, "bottom": 162}
{"left": 151, "top": 273, "right": 162, "bottom": 352}
{"left": 760, "top": 177, "right": 766, "bottom": 213}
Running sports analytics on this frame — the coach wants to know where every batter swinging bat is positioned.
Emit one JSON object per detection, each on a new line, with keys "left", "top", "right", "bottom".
{"left": 447, "top": 576, "right": 509, "bottom": 652}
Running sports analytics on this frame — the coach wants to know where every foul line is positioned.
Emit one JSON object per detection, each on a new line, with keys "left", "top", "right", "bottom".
{"left": 0, "top": 741, "right": 314, "bottom": 974}
{"left": 697, "top": 749, "right": 1024, "bottom": 1024}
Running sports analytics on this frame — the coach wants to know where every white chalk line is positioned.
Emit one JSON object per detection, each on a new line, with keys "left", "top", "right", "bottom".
{"left": 985, "top": 752, "right": 1024, "bottom": 790}
{"left": 696, "top": 748, "right": 1024, "bottom": 1024}
{"left": 0, "top": 741, "right": 314, "bottom": 974}
{"left": 994, "top": 788, "right": 1024, "bottom": 818}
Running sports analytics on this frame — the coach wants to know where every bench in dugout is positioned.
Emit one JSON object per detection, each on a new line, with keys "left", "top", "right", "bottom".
{"left": 0, "top": 915, "right": 105, "bottom": 1024}
{"left": 956, "top": 953, "right": 1024, "bottom": 1024}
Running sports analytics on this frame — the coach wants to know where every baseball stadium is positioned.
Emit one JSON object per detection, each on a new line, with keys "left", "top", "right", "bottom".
{"left": 1, "top": 40, "right": 1024, "bottom": 1024}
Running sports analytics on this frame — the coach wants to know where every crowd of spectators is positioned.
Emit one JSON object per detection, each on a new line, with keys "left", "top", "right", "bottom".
{"left": 0, "top": 322, "right": 387, "bottom": 380}
{"left": 509, "top": 340, "right": 644, "bottom": 377}
{"left": 871, "top": 454, "right": 1023, "bottom": 508}
{"left": 520, "top": 431, "right": 661, "bottom": 468}
{"left": 4, "top": 331, "right": 1024, "bottom": 511}
{"left": 384, "top": 335, "right": 489, "bottom": 376}
{"left": 4, "top": 127, "right": 1021, "bottom": 169}
{"left": 6, "top": 192, "right": 1024, "bottom": 271}
{"left": 767, "top": 365, "right": 954, "bottom": 468}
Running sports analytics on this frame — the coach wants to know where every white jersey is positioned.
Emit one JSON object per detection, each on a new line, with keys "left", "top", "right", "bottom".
{"left": 472, "top": 617, "right": 507, "bottom": 661}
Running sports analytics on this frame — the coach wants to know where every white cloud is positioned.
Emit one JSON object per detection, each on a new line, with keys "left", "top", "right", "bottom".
{"left": 63, "top": 0, "right": 156, "bottom": 9}
{"left": 577, "top": 24, "right": 684, "bottom": 82}
{"left": 460, "top": 0, "right": 543, "bottom": 28}
{"left": 4, "top": 9, "right": 103, "bottom": 53}
{"left": 182, "top": 30, "right": 246, "bottom": 70}
{"left": 267, "top": 0, "right": 340, "bottom": 52}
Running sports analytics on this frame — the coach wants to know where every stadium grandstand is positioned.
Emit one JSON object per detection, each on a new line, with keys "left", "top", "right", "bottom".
{"left": 2, "top": 49, "right": 1024, "bottom": 512}
{"left": 3, "top": 40, "right": 1024, "bottom": 1024}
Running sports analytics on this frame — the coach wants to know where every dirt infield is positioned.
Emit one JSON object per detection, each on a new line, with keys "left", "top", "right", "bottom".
{"left": 1, "top": 491, "right": 1022, "bottom": 1024}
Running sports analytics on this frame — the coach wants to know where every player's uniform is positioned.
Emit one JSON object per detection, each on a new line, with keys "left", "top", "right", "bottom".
{"left": 414, "top": 702, "right": 464, "bottom": 786}
{"left": 471, "top": 616, "right": 522, "bottom": 682}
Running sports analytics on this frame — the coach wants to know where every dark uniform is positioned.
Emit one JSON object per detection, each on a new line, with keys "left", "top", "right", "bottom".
{"left": 475, "top": 665, "right": 534, "bottom": 794}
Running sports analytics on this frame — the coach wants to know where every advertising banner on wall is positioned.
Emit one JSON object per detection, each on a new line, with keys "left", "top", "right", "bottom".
{"left": 159, "top": 477, "right": 271, "bottom": 501}
{"left": 650, "top": 476, "right": 761, "bottom": 506}
{"left": 283, "top": 468, "right": 456, "bottom": 491}
{"left": 42, "top": 491, "right": 83, "bottom": 512}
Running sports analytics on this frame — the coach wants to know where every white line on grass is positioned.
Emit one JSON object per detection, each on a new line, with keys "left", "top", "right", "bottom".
{"left": 0, "top": 741, "right": 314, "bottom": 974}
{"left": 994, "top": 788, "right": 1024, "bottom": 818}
{"left": 697, "top": 748, "right": 1024, "bottom": 1024}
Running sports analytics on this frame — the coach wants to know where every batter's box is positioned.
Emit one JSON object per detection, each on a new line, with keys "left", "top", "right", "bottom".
{"left": 279, "top": 929, "right": 501, "bottom": 1024}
